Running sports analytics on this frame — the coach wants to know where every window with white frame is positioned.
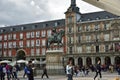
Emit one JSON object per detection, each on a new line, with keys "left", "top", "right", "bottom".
{"left": 77, "top": 47, "right": 82, "bottom": 53}
{"left": 27, "top": 40, "right": 30, "bottom": 47}
{"left": 8, "top": 50, "right": 12, "bottom": 57}
{"left": 47, "top": 30, "right": 51, "bottom": 37}
{"left": 78, "top": 36, "right": 81, "bottom": 43}
{"left": 86, "top": 25, "right": 90, "bottom": 31}
{"left": 68, "top": 27, "right": 72, "bottom": 33}
{"left": 31, "top": 40, "right": 34, "bottom": 47}
{"left": 4, "top": 42, "right": 7, "bottom": 48}
{"left": 36, "top": 48, "right": 40, "bottom": 56}
{"left": 8, "top": 42, "right": 12, "bottom": 48}
{"left": 31, "top": 49, "right": 34, "bottom": 56}
{"left": 0, "top": 35, "right": 2, "bottom": 41}
{"left": 42, "top": 39, "right": 45, "bottom": 46}
{"left": 20, "top": 33, "right": 23, "bottom": 39}
{"left": 41, "top": 30, "right": 46, "bottom": 37}
{"left": 8, "top": 34, "right": 12, "bottom": 40}
{"left": 78, "top": 26, "right": 81, "bottom": 32}
{"left": 36, "top": 39, "right": 40, "bottom": 46}
{"left": 36, "top": 31, "right": 40, "bottom": 38}
{"left": 4, "top": 51, "right": 7, "bottom": 57}
{"left": 19, "top": 41, "right": 23, "bottom": 47}
{"left": 95, "top": 24, "right": 99, "bottom": 30}
{"left": 87, "top": 46, "right": 91, "bottom": 53}
{"left": 26, "top": 32, "right": 30, "bottom": 38}
{"left": 4, "top": 35, "right": 7, "bottom": 40}
{"left": 13, "top": 34, "right": 16, "bottom": 40}
{"left": 104, "top": 34, "right": 109, "bottom": 41}
{"left": 42, "top": 48, "right": 46, "bottom": 55}
{"left": 31, "top": 32, "right": 34, "bottom": 38}
{"left": 13, "top": 42, "right": 16, "bottom": 48}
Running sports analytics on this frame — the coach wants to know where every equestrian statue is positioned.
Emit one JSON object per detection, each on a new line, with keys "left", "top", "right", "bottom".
{"left": 46, "top": 28, "right": 65, "bottom": 49}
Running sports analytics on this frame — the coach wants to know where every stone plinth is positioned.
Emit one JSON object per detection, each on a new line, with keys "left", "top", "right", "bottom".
{"left": 46, "top": 50, "right": 65, "bottom": 75}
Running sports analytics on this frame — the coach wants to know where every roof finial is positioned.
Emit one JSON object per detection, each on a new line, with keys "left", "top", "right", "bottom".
{"left": 71, "top": 0, "right": 76, "bottom": 6}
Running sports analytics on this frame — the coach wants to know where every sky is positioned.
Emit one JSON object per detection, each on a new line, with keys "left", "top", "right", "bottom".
{"left": 0, "top": 0, "right": 102, "bottom": 27}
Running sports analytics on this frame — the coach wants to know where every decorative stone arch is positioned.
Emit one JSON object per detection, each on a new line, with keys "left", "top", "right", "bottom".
{"left": 86, "top": 57, "right": 92, "bottom": 67}
{"left": 95, "top": 57, "right": 101, "bottom": 64}
{"left": 16, "top": 49, "right": 26, "bottom": 60}
{"left": 115, "top": 56, "right": 120, "bottom": 65}
{"left": 69, "top": 57, "right": 75, "bottom": 65}
{"left": 78, "top": 57, "right": 83, "bottom": 67}
{"left": 105, "top": 56, "right": 111, "bottom": 66}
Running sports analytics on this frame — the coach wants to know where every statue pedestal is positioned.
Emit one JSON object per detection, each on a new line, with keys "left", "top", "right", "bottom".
{"left": 46, "top": 50, "right": 64, "bottom": 75}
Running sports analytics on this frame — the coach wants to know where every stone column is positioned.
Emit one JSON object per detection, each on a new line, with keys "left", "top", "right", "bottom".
{"left": 111, "top": 56, "right": 114, "bottom": 65}
{"left": 101, "top": 57, "right": 104, "bottom": 65}
{"left": 91, "top": 57, "right": 95, "bottom": 65}
{"left": 82, "top": 57, "right": 86, "bottom": 66}
{"left": 74, "top": 57, "right": 78, "bottom": 65}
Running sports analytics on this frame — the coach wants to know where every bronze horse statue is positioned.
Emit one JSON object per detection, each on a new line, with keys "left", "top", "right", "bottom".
{"left": 46, "top": 30, "right": 65, "bottom": 49}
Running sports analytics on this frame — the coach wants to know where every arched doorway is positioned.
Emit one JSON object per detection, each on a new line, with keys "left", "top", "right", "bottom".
{"left": 69, "top": 57, "right": 75, "bottom": 65}
{"left": 95, "top": 57, "right": 101, "bottom": 64}
{"left": 78, "top": 57, "right": 83, "bottom": 67}
{"left": 115, "top": 56, "right": 120, "bottom": 65}
{"left": 86, "top": 57, "right": 92, "bottom": 67}
{"left": 16, "top": 50, "right": 26, "bottom": 60}
{"left": 105, "top": 56, "right": 111, "bottom": 66}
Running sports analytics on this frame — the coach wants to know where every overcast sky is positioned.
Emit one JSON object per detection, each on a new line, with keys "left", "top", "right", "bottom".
{"left": 0, "top": 0, "right": 102, "bottom": 27}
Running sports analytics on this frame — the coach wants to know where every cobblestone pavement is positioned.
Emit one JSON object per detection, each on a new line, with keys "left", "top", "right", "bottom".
{"left": 5, "top": 71, "right": 120, "bottom": 80}
{"left": 16, "top": 71, "right": 120, "bottom": 80}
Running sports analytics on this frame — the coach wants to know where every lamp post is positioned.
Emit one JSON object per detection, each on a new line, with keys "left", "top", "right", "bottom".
{"left": 15, "top": 46, "right": 19, "bottom": 64}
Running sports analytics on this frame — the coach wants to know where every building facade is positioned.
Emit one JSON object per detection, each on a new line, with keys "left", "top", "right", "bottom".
{"left": 0, "top": 0, "right": 120, "bottom": 67}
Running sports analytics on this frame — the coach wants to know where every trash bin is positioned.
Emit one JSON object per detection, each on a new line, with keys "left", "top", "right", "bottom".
{"left": 32, "top": 67, "right": 37, "bottom": 76}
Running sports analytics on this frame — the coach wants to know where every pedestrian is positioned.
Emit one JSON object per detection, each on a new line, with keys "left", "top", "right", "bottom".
{"left": 94, "top": 60, "right": 102, "bottom": 80}
{"left": 26, "top": 60, "right": 34, "bottom": 80}
{"left": 41, "top": 65, "right": 49, "bottom": 78}
{"left": 12, "top": 65, "right": 18, "bottom": 80}
{"left": 0, "top": 63, "right": 3, "bottom": 80}
{"left": 2, "top": 65, "right": 6, "bottom": 80}
{"left": 66, "top": 60, "right": 73, "bottom": 80}
{"left": 23, "top": 65, "right": 28, "bottom": 78}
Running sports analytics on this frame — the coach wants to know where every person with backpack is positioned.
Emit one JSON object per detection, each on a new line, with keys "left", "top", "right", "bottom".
{"left": 26, "top": 61, "right": 34, "bottom": 80}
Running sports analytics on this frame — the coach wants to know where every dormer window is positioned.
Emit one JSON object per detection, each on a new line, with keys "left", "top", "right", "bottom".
{"left": 10, "top": 28, "right": 14, "bottom": 31}
{"left": 21, "top": 26, "right": 24, "bottom": 30}
{"left": 1, "top": 29, "right": 4, "bottom": 33}
{"left": 55, "top": 22, "right": 60, "bottom": 27}
{"left": 96, "top": 17, "right": 100, "bottom": 20}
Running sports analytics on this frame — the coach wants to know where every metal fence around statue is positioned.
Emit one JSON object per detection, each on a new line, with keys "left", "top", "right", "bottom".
{"left": 46, "top": 30, "right": 65, "bottom": 49}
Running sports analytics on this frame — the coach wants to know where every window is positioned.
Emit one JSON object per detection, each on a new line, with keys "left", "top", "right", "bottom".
{"left": 8, "top": 34, "right": 12, "bottom": 40}
{"left": 78, "top": 36, "right": 81, "bottom": 43}
{"left": 55, "top": 22, "right": 59, "bottom": 26}
{"left": 3, "top": 51, "right": 7, "bottom": 57}
{"left": 42, "top": 39, "right": 46, "bottom": 46}
{"left": 8, "top": 50, "right": 12, "bottom": 57}
{"left": 105, "top": 45, "right": 109, "bottom": 52}
{"left": 68, "top": 37, "right": 73, "bottom": 44}
{"left": 42, "top": 48, "right": 46, "bottom": 55}
{"left": 31, "top": 49, "right": 34, "bottom": 56}
{"left": 86, "top": 25, "right": 89, "bottom": 31}
{"left": 69, "top": 47, "right": 73, "bottom": 54}
{"left": 36, "top": 31, "right": 40, "bottom": 38}
{"left": 0, "top": 43, "right": 2, "bottom": 48}
{"left": 87, "top": 46, "right": 91, "bottom": 53}
{"left": 77, "top": 47, "right": 82, "bottom": 53}
{"left": 13, "top": 42, "right": 16, "bottom": 48}
{"left": 41, "top": 30, "right": 46, "bottom": 37}
{"left": 19, "top": 41, "right": 23, "bottom": 47}
{"left": 31, "top": 32, "right": 34, "bottom": 38}
{"left": 13, "top": 34, "right": 16, "bottom": 40}
{"left": 21, "top": 26, "right": 24, "bottom": 30}
{"left": 31, "top": 40, "right": 34, "bottom": 47}
{"left": 4, "top": 35, "right": 7, "bottom": 40}
{"left": 95, "top": 24, "right": 99, "bottom": 30}
{"left": 4, "top": 42, "right": 7, "bottom": 48}
{"left": 104, "top": 34, "right": 109, "bottom": 41}
{"left": 27, "top": 40, "right": 30, "bottom": 47}
{"left": 68, "top": 27, "right": 72, "bottom": 33}
{"left": 68, "top": 17, "right": 72, "bottom": 24}
{"left": 36, "top": 48, "right": 40, "bottom": 56}
{"left": 10, "top": 28, "right": 14, "bottom": 31}
{"left": 26, "top": 32, "right": 30, "bottom": 38}
{"left": 96, "top": 45, "right": 99, "bottom": 52}
{"left": 47, "top": 30, "right": 51, "bottom": 37}
{"left": 20, "top": 33, "right": 23, "bottom": 39}
{"left": 36, "top": 39, "right": 40, "bottom": 46}
{"left": 8, "top": 42, "right": 12, "bottom": 48}
{"left": 0, "top": 35, "right": 2, "bottom": 41}
{"left": 78, "top": 26, "right": 81, "bottom": 32}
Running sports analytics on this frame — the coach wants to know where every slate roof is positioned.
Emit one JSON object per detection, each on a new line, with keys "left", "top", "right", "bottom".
{"left": 0, "top": 11, "right": 119, "bottom": 34}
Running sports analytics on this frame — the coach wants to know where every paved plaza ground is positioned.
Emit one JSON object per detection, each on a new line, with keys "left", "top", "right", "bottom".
{"left": 15, "top": 71, "right": 120, "bottom": 80}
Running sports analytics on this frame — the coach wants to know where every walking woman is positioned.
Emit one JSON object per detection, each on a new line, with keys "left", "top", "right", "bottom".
{"left": 66, "top": 60, "right": 73, "bottom": 80}
{"left": 94, "top": 60, "right": 102, "bottom": 80}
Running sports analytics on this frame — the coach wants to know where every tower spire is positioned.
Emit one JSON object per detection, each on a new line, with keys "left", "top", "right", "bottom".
{"left": 71, "top": 0, "right": 76, "bottom": 6}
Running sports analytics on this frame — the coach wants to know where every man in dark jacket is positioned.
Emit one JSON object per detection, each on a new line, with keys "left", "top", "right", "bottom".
{"left": 41, "top": 65, "right": 49, "bottom": 78}
{"left": 26, "top": 61, "right": 34, "bottom": 80}
{"left": 94, "top": 60, "right": 102, "bottom": 80}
